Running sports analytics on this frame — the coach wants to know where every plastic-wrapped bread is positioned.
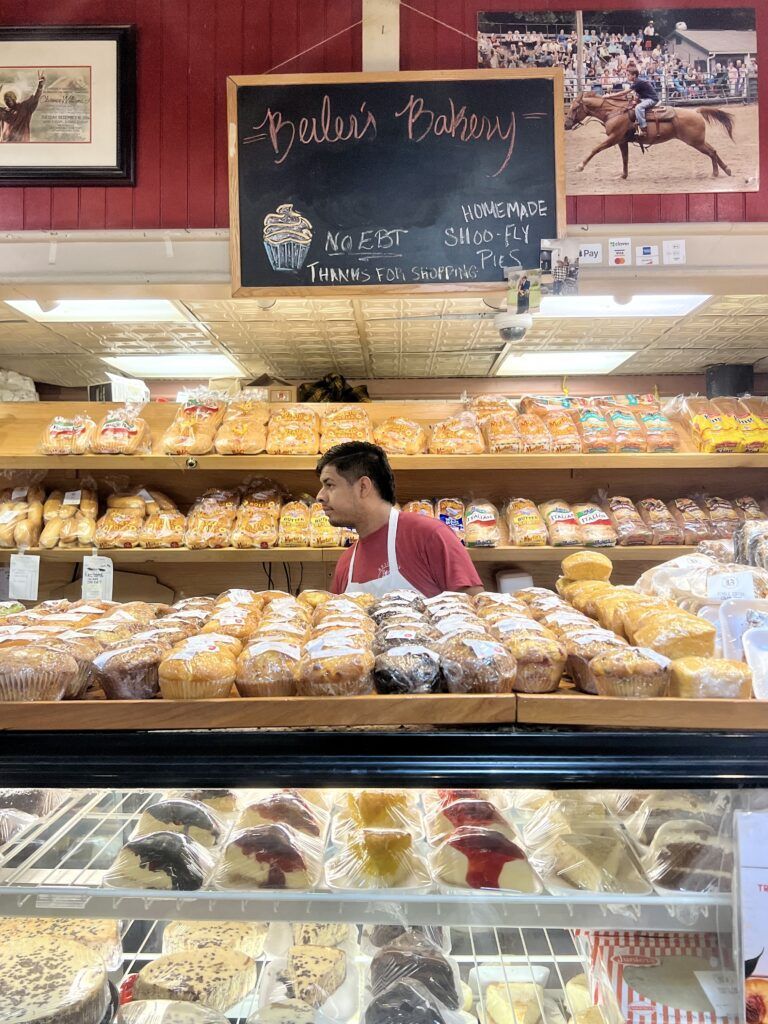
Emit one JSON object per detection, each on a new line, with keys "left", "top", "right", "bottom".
{"left": 159, "top": 636, "right": 239, "bottom": 699}
{"left": 373, "top": 417, "right": 427, "bottom": 455}
{"left": 91, "top": 403, "right": 151, "bottom": 455}
{"left": 667, "top": 497, "right": 713, "bottom": 544}
{"left": 465, "top": 500, "right": 501, "bottom": 548}
{"left": 669, "top": 656, "right": 751, "bottom": 698}
{"left": 483, "top": 411, "right": 521, "bottom": 453}
{"left": 231, "top": 506, "right": 279, "bottom": 549}
{"left": 214, "top": 390, "right": 269, "bottom": 454}
{"left": 575, "top": 408, "right": 616, "bottom": 453}
{"left": 504, "top": 635, "right": 566, "bottom": 693}
{"left": 278, "top": 500, "right": 311, "bottom": 547}
{"left": 602, "top": 495, "right": 653, "bottom": 546}
{"left": 680, "top": 395, "right": 742, "bottom": 453}
{"left": 635, "top": 402, "right": 680, "bottom": 452}
{"left": 403, "top": 500, "right": 434, "bottom": 518}
{"left": 539, "top": 500, "right": 582, "bottom": 546}
{"left": 185, "top": 507, "right": 236, "bottom": 550}
{"left": 140, "top": 510, "right": 186, "bottom": 549}
{"left": 541, "top": 409, "right": 581, "bottom": 453}
{"left": 434, "top": 497, "right": 465, "bottom": 543}
{"left": 161, "top": 389, "right": 228, "bottom": 455}
{"left": 504, "top": 498, "right": 548, "bottom": 547}
{"left": 320, "top": 404, "right": 373, "bottom": 451}
{"left": 700, "top": 496, "right": 741, "bottom": 539}
{"left": 519, "top": 394, "right": 582, "bottom": 415}
{"left": 266, "top": 407, "right": 320, "bottom": 455}
{"left": 39, "top": 413, "right": 96, "bottom": 455}
{"left": 517, "top": 413, "right": 551, "bottom": 453}
{"left": 95, "top": 508, "right": 143, "bottom": 548}
{"left": 712, "top": 397, "right": 768, "bottom": 453}
{"left": 636, "top": 498, "right": 685, "bottom": 545}
{"left": 572, "top": 502, "right": 617, "bottom": 548}
{"left": 470, "top": 393, "right": 516, "bottom": 419}
{"left": 309, "top": 502, "right": 340, "bottom": 547}
{"left": 735, "top": 495, "right": 765, "bottom": 521}
{"left": 428, "top": 412, "right": 485, "bottom": 454}
{"left": 603, "top": 408, "right": 646, "bottom": 453}
{"left": 632, "top": 611, "right": 716, "bottom": 660}
{"left": 561, "top": 550, "right": 613, "bottom": 581}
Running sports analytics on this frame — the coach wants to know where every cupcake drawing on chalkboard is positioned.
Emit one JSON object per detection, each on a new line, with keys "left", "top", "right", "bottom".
{"left": 263, "top": 203, "right": 313, "bottom": 271}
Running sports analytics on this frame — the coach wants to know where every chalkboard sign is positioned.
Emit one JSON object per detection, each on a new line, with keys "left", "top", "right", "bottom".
{"left": 227, "top": 70, "right": 565, "bottom": 295}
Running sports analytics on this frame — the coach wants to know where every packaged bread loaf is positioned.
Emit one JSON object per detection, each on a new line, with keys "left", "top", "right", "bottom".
{"left": 669, "top": 655, "right": 752, "bottom": 699}
{"left": 403, "top": 500, "right": 434, "bottom": 517}
{"left": 632, "top": 611, "right": 716, "bottom": 660}
{"left": 91, "top": 402, "right": 151, "bottom": 455}
{"left": 636, "top": 403, "right": 680, "bottom": 452}
{"left": 470, "top": 393, "right": 516, "bottom": 418}
{"left": 161, "top": 388, "right": 228, "bottom": 455}
{"left": 465, "top": 500, "right": 501, "bottom": 547}
{"left": 541, "top": 409, "right": 581, "bottom": 453}
{"left": 428, "top": 412, "right": 485, "bottom": 454}
{"left": 39, "top": 413, "right": 96, "bottom": 455}
{"left": 140, "top": 510, "right": 187, "bottom": 549}
{"left": 483, "top": 411, "right": 521, "bottom": 454}
{"left": 517, "top": 413, "right": 551, "bottom": 453}
{"left": 575, "top": 408, "right": 616, "bottom": 453}
{"left": 519, "top": 394, "right": 582, "bottom": 415}
{"left": 214, "top": 388, "right": 269, "bottom": 455}
{"left": 700, "top": 496, "right": 741, "bottom": 539}
{"left": 667, "top": 497, "right": 712, "bottom": 544}
{"left": 713, "top": 397, "right": 768, "bottom": 453}
{"left": 185, "top": 490, "right": 239, "bottom": 550}
{"left": 266, "top": 406, "right": 320, "bottom": 455}
{"left": 636, "top": 498, "right": 685, "bottom": 545}
{"left": 231, "top": 506, "right": 279, "bottom": 548}
{"left": 95, "top": 508, "right": 143, "bottom": 548}
{"left": 504, "top": 498, "right": 548, "bottom": 546}
{"left": 602, "top": 495, "right": 653, "bottom": 546}
{"left": 539, "top": 500, "right": 582, "bottom": 546}
{"left": 278, "top": 500, "right": 311, "bottom": 547}
{"left": 435, "top": 497, "right": 465, "bottom": 543}
{"left": 572, "top": 502, "right": 617, "bottom": 547}
{"left": 373, "top": 417, "right": 427, "bottom": 455}
{"left": 309, "top": 502, "right": 340, "bottom": 547}
{"left": 735, "top": 495, "right": 765, "bottom": 521}
{"left": 679, "top": 395, "right": 742, "bottom": 453}
{"left": 320, "top": 404, "right": 373, "bottom": 451}
{"left": 604, "top": 408, "right": 646, "bottom": 453}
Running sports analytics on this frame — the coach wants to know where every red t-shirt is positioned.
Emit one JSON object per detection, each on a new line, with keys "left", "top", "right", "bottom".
{"left": 331, "top": 511, "right": 482, "bottom": 597}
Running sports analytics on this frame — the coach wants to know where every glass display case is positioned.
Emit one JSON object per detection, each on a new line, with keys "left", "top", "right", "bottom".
{"left": 0, "top": 746, "right": 754, "bottom": 1024}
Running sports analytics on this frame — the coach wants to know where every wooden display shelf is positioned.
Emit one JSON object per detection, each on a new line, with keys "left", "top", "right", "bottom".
{"left": 0, "top": 545, "right": 692, "bottom": 564}
{"left": 0, "top": 693, "right": 517, "bottom": 731}
{"left": 517, "top": 691, "right": 768, "bottom": 731}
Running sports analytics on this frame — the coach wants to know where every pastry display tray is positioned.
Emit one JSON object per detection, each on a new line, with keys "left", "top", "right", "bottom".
{"left": 0, "top": 791, "right": 731, "bottom": 933}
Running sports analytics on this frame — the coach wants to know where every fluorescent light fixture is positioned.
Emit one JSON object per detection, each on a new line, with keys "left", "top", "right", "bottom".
{"left": 497, "top": 350, "right": 635, "bottom": 376}
{"left": 103, "top": 354, "right": 243, "bottom": 379}
{"left": 6, "top": 299, "right": 192, "bottom": 322}
{"left": 539, "top": 294, "right": 709, "bottom": 318}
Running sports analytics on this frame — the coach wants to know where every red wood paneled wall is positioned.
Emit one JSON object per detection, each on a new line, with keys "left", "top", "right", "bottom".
{"left": 0, "top": 0, "right": 763, "bottom": 229}
{"left": 0, "top": 0, "right": 362, "bottom": 231}
{"left": 401, "top": 0, "right": 768, "bottom": 223}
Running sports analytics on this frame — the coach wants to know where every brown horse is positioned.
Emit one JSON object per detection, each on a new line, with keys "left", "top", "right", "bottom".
{"left": 564, "top": 92, "right": 734, "bottom": 180}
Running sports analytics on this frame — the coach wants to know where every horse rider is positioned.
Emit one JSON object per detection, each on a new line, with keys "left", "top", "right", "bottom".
{"left": 627, "top": 67, "right": 659, "bottom": 138}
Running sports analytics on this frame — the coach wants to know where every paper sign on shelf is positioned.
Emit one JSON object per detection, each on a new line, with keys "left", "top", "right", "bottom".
{"left": 81, "top": 555, "right": 114, "bottom": 602}
{"left": 578, "top": 243, "right": 603, "bottom": 265}
{"left": 663, "top": 239, "right": 687, "bottom": 264}
{"left": 737, "top": 812, "right": 768, "bottom": 1024}
{"left": 608, "top": 238, "right": 632, "bottom": 266}
{"left": 707, "top": 571, "right": 756, "bottom": 602}
{"left": 636, "top": 244, "right": 659, "bottom": 266}
{"left": 8, "top": 553, "right": 39, "bottom": 601}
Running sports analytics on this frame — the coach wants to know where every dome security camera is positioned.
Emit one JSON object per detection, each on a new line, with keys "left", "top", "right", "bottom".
{"left": 495, "top": 311, "right": 533, "bottom": 342}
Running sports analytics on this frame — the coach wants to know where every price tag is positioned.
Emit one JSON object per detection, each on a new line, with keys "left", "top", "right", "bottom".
{"left": 695, "top": 972, "right": 739, "bottom": 1017}
{"left": 11, "top": 486, "right": 28, "bottom": 500}
{"left": 81, "top": 555, "right": 114, "bottom": 602}
{"left": 63, "top": 489, "right": 82, "bottom": 506}
{"left": 8, "top": 554, "right": 39, "bottom": 601}
{"left": 707, "top": 571, "right": 756, "bottom": 601}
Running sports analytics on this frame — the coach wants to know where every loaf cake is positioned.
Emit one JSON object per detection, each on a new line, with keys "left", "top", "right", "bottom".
{"left": 0, "top": 936, "right": 110, "bottom": 1024}
{"left": 133, "top": 948, "right": 257, "bottom": 1010}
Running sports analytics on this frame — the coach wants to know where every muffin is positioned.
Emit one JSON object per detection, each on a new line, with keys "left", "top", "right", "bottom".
{"left": 504, "top": 635, "right": 567, "bottom": 694}
{"left": 236, "top": 641, "right": 302, "bottom": 697}
{"left": 93, "top": 641, "right": 168, "bottom": 700}
{"left": 159, "top": 641, "right": 238, "bottom": 699}
{"left": 0, "top": 646, "right": 78, "bottom": 701}
{"left": 591, "top": 648, "right": 671, "bottom": 698}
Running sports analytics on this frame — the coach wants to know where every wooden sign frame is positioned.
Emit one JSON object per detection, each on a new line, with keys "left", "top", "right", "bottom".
{"left": 227, "top": 69, "right": 566, "bottom": 297}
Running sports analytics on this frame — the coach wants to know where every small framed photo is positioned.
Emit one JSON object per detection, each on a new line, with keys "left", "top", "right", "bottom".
{"left": 0, "top": 25, "right": 136, "bottom": 186}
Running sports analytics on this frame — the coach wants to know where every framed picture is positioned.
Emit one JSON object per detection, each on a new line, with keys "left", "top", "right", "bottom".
{"left": 0, "top": 25, "right": 136, "bottom": 186}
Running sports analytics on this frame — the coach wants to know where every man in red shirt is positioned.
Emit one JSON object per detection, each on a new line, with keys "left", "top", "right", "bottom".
{"left": 316, "top": 441, "right": 483, "bottom": 598}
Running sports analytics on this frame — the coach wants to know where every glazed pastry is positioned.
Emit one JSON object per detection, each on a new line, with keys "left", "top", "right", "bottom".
{"left": 162, "top": 920, "right": 268, "bottom": 958}
{"left": 133, "top": 948, "right": 257, "bottom": 1010}
{"left": 135, "top": 799, "right": 224, "bottom": 848}
{"left": 237, "top": 792, "right": 322, "bottom": 837}
{"left": 432, "top": 826, "right": 539, "bottom": 891}
{"left": 370, "top": 942, "right": 459, "bottom": 1009}
{"left": 0, "top": 936, "right": 110, "bottom": 1024}
{"left": 105, "top": 831, "right": 213, "bottom": 890}
{"left": 219, "top": 824, "right": 316, "bottom": 889}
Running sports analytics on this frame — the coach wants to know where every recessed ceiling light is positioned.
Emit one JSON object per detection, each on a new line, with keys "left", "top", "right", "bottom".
{"left": 539, "top": 295, "right": 710, "bottom": 318}
{"left": 497, "top": 350, "right": 636, "bottom": 376}
{"left": 6, "top": 299, "right": 192, "bottom": 323}
{"left": 103, "top": 354, "right": 243, "bottom": 379}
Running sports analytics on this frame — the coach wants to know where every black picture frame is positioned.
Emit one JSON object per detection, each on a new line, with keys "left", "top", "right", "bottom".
{"left": 0, "top": 24, "right": 136, "bottom": 186}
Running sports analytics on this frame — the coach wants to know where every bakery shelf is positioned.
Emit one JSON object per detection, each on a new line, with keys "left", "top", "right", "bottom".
{"left": 0, "top": 544, "right": 692, "bottom": 564}
{"left": 0, "top": 793, "right": 729, "bottom": 932}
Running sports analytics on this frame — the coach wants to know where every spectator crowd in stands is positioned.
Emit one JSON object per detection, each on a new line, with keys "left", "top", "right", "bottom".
{"left": 478, "top": 22, "right": 757, "bottom": 102}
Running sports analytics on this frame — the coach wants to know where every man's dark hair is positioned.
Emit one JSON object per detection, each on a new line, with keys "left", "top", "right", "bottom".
{"left": 316, "top": 441, "right": 397, "bottom": 504}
